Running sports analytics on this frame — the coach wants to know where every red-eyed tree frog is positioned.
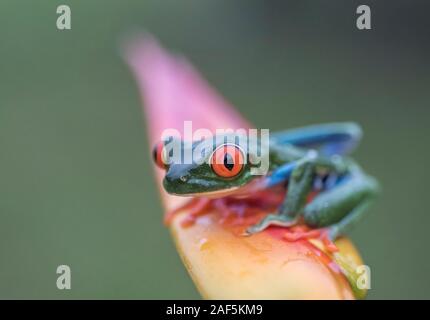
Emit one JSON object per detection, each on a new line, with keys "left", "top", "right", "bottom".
{"left": 152, "top": 122, "right": 380, "bottom": 246}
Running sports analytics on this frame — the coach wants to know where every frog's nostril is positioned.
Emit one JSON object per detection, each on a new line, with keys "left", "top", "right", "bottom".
{"left": 180, "top": 175, "right": 188, "bottom": 182}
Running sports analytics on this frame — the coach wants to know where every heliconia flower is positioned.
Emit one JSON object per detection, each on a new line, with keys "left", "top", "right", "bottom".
{"left": 124, "top": 35, "right": 367, "bottom": 300}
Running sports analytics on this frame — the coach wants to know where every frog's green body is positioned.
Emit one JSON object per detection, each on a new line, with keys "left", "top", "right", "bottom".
{"left": 156, "top": 122, "right": 379, "bottom": 241}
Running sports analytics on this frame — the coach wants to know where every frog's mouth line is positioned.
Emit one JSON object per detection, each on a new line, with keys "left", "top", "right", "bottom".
{"left": 171, "top": 186, "right": 241, "bottom": 199}
{"left": 169, "top": 177, "right": 269, "bottom": 199}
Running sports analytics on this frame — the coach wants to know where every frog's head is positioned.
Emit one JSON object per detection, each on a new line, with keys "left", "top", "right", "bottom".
{"left": 152, "top": 135, "right": 263, "bottom": 197}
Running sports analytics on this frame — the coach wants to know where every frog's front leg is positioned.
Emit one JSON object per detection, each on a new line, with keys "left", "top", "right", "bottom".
{"left": 246, "top": 152, "right": 325, "bottom": 234}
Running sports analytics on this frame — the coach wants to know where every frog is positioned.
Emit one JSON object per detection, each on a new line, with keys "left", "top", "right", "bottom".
{"left": 152, "top": 122, "right": 380, "bottom": 249}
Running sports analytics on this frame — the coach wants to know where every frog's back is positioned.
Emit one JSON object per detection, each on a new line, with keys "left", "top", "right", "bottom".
{"left": 270, "top": 122, "right": 362, "bottom": 157}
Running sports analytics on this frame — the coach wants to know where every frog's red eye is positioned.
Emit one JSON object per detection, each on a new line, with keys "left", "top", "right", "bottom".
{"left": 211, "top": 144, "right": 244, "bottom": 178}
{"left": 152, "top": 141, "right": 168, "bottom": 169}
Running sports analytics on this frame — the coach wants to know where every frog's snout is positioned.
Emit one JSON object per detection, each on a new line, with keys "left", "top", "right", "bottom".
{"left": 163, "top": 163, "right": 193, "bottom": 194}
{"left": 163, "top": 174, "right": 192, "bottom": 195}
{"left": 164, "top": 168, "right": 189, "bottom": 183}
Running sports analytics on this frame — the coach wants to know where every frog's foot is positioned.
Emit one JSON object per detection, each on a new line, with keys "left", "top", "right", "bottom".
{"left": 165, "top": 196, "right": 264, "bottom": 228}
{"left": 320, "top": 227, "right": 340, "bottom": 253}
{"left": 163, "top": 198, "right": 212, "bottom": 227}
{"left": 179, "top": 198, "right": 212, "bottom": 227}
{"left": 245, "top": 214, "right": 298, "bottom": 235}
{"left": 212, "top": 198, "right": 238, "bottom": 224}
{"left": 283, "top": 227, "right": 339, "bottom": 253}
{"left": 164, "top": 198, "right": 196, "bottom": 225}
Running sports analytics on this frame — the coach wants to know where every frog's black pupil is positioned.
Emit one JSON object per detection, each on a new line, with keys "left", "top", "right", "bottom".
{"left": 152, "top": 145, "right": 158, "bottom": 163}
{"left": 223, "top": 153, "right": 234, "bottom": 171}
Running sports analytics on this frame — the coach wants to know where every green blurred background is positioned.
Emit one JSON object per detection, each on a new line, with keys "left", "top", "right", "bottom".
{"left": 0, "top": 0, "right": 429, "bottom": 299}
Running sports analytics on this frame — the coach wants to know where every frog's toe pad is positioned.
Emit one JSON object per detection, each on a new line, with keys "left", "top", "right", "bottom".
{"left": 283, "top": 227, "right": 339, "bottom": 253}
